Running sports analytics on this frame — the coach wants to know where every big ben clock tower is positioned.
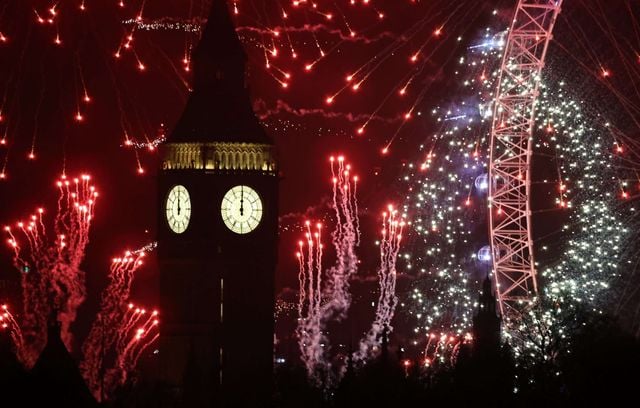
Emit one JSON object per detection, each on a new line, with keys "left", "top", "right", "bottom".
{"left": 157, "top": 0, "right": 278, "bottom": 406}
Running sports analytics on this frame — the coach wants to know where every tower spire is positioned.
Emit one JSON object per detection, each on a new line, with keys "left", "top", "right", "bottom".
{"left": 472, "top": 272, "right": 501, "bottom": 356}
{"left": 192, "top": 0, "right": 245, "bottom": 90}
{"left": 169, "top": 0, "right": 269, "bottom": 144}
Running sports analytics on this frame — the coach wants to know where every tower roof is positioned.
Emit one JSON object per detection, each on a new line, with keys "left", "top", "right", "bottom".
{"left": 31, "top": 319, "right": 96, "bottom": 406}
{"left": 169, "top": 0, "right": 270, "bottom": 144}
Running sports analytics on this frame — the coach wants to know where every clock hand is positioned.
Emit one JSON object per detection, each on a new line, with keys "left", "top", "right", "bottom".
{"left": 240, "top": 186, "right": 244, "bottom": 216}
{"left": 177, "top": 190, "right": 182, "bottom": 216}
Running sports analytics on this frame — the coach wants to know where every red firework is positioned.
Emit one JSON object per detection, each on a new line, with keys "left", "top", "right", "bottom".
{"left": 4, "top": 174, "right": 97, "bottom": 366}
{"left": 80, "top": 243, "right": 155, "bottom": 400}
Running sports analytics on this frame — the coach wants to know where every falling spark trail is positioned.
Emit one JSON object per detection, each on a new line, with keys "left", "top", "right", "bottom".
{"left": 0, "top": 304, "right": 25, "bottom": 362}
{"left": 297, "top": 156, "right": 360, "bottom": 384}
{"left": 354, "top": 206, "right": 404, "bottom": 362}
{"left": 296, "top": 157, "right": 405, "bottom": 386}
{"left": 105, "top": 307, "right": 159, "bottom": 396}
{"left": 80, "top": 243, "right": 155, "bottom": 399}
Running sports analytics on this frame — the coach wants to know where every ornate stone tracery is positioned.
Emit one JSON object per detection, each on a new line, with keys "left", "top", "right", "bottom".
{"left": 161, "top": 142, "right": 277, "bottom": 174}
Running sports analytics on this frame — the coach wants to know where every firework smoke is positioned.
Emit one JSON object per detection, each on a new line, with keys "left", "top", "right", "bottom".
{"left": 297, "top": 157, "right": 406, "bottom": 386}
{"left": 354, "top": 206, "right": 404, "bottom": 362}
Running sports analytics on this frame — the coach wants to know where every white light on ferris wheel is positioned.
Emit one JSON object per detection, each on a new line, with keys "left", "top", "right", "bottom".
{"left": 475, "top": 173, "right": 489, "bottom": 191}
{"left": 477, "top": 246, "right": 492, "bottom": 263}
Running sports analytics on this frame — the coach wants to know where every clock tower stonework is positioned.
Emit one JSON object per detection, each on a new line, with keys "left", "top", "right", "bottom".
{"left": 157, "top": 1, "right": 278, "bottom": 406}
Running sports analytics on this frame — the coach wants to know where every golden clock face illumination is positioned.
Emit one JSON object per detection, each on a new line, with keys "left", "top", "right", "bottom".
{"left": 166, "top": 185, "right": 191, "bottom": 234}
{"left": 221, "top": 185, "right": 262, "bottom": 234}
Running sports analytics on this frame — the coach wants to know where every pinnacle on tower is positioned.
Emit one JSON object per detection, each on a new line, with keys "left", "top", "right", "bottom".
{"left": 479, "top": 273, "right": 497, "bottom": 315}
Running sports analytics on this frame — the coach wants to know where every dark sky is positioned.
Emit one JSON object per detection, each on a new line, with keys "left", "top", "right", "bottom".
{"left": 1, "top": 0, "right": 638, "bottom": 352}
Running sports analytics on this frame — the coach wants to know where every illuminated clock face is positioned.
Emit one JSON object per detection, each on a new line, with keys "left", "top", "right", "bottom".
{"left": 221, "top": 185, "right": 263, "bottom": 234}
{"left": 166, "top": 185, "right": 191, "bottom": 234}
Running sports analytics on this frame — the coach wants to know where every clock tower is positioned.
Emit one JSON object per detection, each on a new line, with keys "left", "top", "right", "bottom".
{"left": 157, "top": 0, "right": 278, "bottom": 406}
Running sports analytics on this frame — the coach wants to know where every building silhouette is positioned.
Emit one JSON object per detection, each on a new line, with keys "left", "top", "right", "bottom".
{"left": 0, "top": 316, "right": 97, "bottom": 407}
{"left": 157, "top": 0, "right": 278, "bottom": 406}
{"left": 31, "top": 317, "right": 97, "bottom": 406}
{"left": 453, "top": 273, "right": 513, "bottom": 406}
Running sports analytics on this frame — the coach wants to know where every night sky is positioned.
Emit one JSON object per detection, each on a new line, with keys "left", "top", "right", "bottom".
{"left": 1, "top": 0, "right": 639, "bottom": 356}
